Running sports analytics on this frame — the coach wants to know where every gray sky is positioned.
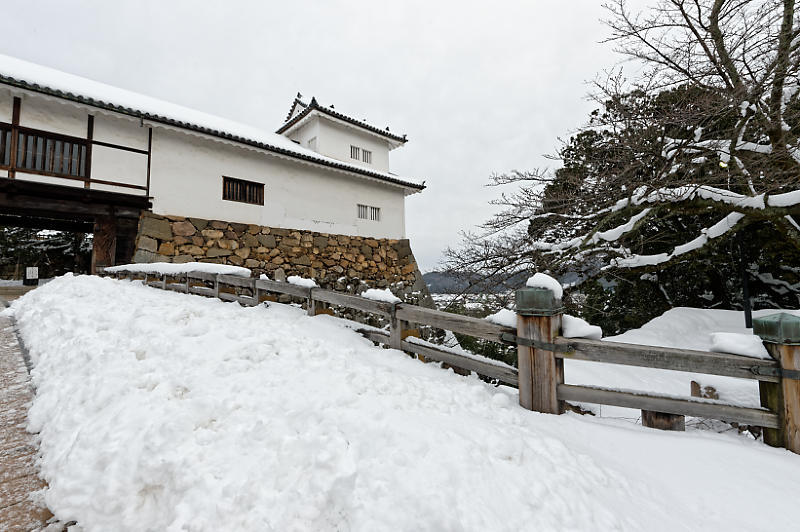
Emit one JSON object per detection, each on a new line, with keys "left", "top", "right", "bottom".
{"left": 1, "top": 0, "right": 632, "bottom": 272}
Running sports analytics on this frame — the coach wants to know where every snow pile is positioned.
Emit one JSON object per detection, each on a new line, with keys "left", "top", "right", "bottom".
{"left": 10, "top": 276, "right": 800, "bottom": 530}
{"left": 360, "top": 288, "right": 401, "bottom": 304}
{"left": 562, "top": 315, "right": 602, "bottom": 340}
{"left": 565, "top": 308, "right": 798, "bottom": 412}
{"left": 105, "top": 262, "right": 251, "bottom": 277}
{"left": 10, "top": 277, "right": 800, "bottom": 530}
{"left": 710, "top": 332, "right": 771, "bottom": 359}
{"left": 287, "top": 275, "right": 318, "bottom": 288}
{"left": 485, "top": 308, "right": 516, "bottom": 328}
{"left": 526, "top": 273, "right": 563, "bottom": 299}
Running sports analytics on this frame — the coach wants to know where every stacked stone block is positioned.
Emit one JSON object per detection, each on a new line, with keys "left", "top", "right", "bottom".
{"left": 131, "top": 212, "right": 431, "bottom": 304}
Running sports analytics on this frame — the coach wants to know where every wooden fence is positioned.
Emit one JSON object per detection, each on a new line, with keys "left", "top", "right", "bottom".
{"left": 104, "top": 268, "right": 800, "bottom": 454}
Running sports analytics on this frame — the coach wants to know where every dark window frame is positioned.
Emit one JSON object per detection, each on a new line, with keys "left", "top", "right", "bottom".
{"left": 222, "top": 175, "right": 265, "bottom": 206}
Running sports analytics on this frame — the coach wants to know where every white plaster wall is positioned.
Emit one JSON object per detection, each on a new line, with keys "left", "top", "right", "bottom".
{"left": 316, "top": 118, "right": 391, "bottom": 172}
{"left": 0, "top": 88, "right": 13, "bottom": 123}
{"left": 18, "top": 93, "right": 87, "bottom": 138}
{"left": 287, "top": 119, "right": 320, "bottom": 152}
{"left": 90, "top": 145, "right": 148, "bottom": 188}
{"left": 93, "top": 113, "right": 149, "bottom": 151}
{"left": 149, "top": 127, "right": 407, "bottom": 239}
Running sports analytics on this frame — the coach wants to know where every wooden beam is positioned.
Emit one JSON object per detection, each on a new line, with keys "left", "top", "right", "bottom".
{"left": 518, "top": 312, "right": 563, "bottom": 414}
{"left": 8, "top": 97, "right": 20, "bottom": 178}
{"left": 146, "top": 128, "right": 152, "bottom": 197}
{"left": 91, "top": 215, "right": 117, "bottom": 273}
{"left": 395, "top": 304, "right": 514, "bottom": 344}
{"left": 0, "top": 213, "right": 93, "bottom": 232}
{"left": 641, "top": 410, "right": 685, "bottom": 431}
{"left": 255, "top": 278, "right": 310, "bottom": 299}
{"left": 762, "top": 342, "right": 800, "bottom": 452}
{"left": 85, "top": 115, "right": 93, "bottom": 188}
{"left": 401, "top": 338, "right": 519, "bottom": 387}
{"left": 355, "top": 328, "right": 519, "bottom": 386}
{"left": 311, "top": 289, "right": 394, "bottom": 317}
{"left": 92, "top": 139, "right": 149, "bottom": 155}
{"left": 558, "top": 384, "right": 779, "bottom": 428}
{"left": 555, "top": 337, "right": 781, "bottom": 383}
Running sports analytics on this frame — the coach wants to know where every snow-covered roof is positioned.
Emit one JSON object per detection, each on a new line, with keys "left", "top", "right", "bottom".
{"left": 0, "top": 54, "right": 424, "bottom": 192}
{"left": 277, "top": 95, "right": 408, "bottom": 148}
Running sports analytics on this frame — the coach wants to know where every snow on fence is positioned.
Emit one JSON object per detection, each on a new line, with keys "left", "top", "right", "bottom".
{"left": 103, "top": 267, "right": 800, "bottom": 454}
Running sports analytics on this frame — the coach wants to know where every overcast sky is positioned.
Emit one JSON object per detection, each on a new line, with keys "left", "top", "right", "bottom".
{"left": 1, "top": 1, "right": 641, "bottom": 272}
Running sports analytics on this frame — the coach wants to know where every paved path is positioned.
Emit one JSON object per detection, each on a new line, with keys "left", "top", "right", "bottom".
{"left": 0, "top": 310, "right": 52, "bottom": 531}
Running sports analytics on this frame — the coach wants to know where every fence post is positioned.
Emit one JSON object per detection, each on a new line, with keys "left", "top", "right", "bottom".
{"left": 754, "top": 313, "right": 800, "bottom": 453}
{"left": 307, "top": 288, "right": 316, "bottom": 316}
{"left": 515, "top": 286, "right": 564, "bottom": 414}
{"left": 389, "top": 303, "right": 407, "bottom": 351}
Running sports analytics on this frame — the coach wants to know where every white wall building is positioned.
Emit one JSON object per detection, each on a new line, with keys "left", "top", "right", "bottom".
{"left": 0, "top": 55, "right": 424, "bottom": 242}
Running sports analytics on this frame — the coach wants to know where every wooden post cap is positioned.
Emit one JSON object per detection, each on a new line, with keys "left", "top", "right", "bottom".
{"left": 515, "top": 286, "right": 563, "bottom": 316}
{"left": 754, "top": 313, "right": 800, "bottom": 345}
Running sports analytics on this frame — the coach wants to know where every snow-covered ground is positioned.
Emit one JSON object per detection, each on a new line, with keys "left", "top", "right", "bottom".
{"left": 567, "top": 307, "right": 800, "bottom": 417}
{"left": 7, "top": 275, "right": 800, "bottom": 531}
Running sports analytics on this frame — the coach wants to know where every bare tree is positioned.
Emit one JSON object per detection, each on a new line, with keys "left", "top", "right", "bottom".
{"left": 445, "top": 0, "right": 800, "bottom": 329}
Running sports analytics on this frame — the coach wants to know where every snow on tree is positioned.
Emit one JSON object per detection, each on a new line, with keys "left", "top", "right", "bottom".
{"left": 445, "top": 0, "right": 800, "bottom": 333}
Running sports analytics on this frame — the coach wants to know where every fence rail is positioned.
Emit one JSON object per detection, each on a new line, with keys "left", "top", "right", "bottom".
{"left": 104, "top": 267, "right": 800, "bottom": 454}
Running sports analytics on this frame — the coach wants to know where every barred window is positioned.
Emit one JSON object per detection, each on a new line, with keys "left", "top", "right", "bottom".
{"left": 222, "top": 176, "right": 264, "bottom": 205}
{"left": 358, "top": 204, "right": 380, "bottom": 221}
{"left": 350, "top": 145, "right": 360, "bottom": 160}
{"left": 362, "top": 149, "right": 372, "bottom": 164}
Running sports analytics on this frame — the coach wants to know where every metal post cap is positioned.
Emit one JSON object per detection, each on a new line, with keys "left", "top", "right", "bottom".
{"left": 515, "top": 286, "right": 563, "bottom": 317}
{"left": 753, "top": 313, "right": 800, "bottom": 345}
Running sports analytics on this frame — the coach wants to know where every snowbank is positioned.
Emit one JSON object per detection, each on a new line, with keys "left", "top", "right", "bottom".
{"left": 361, "top": 288, "right": 401, "bottom": 304}
{"left": 11, "top": 277, "right": 800, "bottom": 531}
{"left": 563, "top": 315, "right": 602, "bottom": 340}
{"left": 105, "top": 262, "right": 251, "bottom": 277}
{"left": 566, "top": 308, "right": 797, "bottom": 412}
{"left": 526, "top": 272, "right": 563, "bottom": 299}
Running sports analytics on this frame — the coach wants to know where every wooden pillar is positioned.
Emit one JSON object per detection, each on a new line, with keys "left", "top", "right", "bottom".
{"left": 91, "top": 215, "right": 117, "bottom": 273}
{"left": 8, "top": 97, "right": 20, "bottom": 178}
{"left": 307, "top": 288, "right": 316, "bottom": 316}
{"left": 641, "top": 410, "right": 685, "bottom": 431}
{"left": 515, "top": 286, "right": 564, "bottom": 414}
{"left": 755, "top": 313, "right": 800, "bottom": 453}
{"left": 389, "top": 303, "right": 406, "bottom": 350}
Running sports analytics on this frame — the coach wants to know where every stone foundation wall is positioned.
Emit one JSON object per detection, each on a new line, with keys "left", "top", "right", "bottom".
{"left": 131, "top": 212, "right": 432, "bottom": 304}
